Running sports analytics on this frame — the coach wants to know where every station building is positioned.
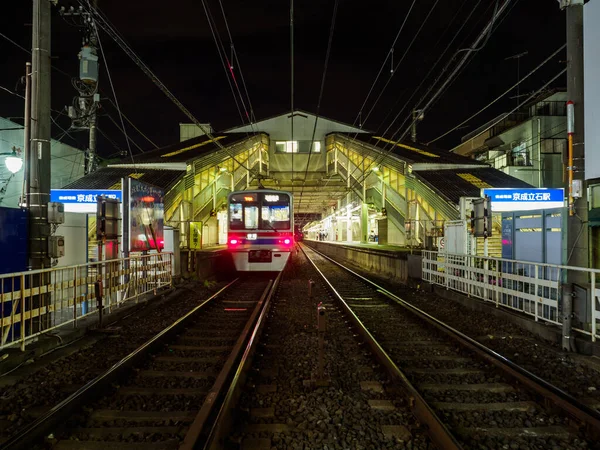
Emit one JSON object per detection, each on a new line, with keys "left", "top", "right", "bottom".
{"left": 65, "top": 110, "right": 531, "bottom": 256}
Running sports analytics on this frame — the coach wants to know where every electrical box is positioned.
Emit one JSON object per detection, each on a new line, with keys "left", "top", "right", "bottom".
{"left": 79, "top": 45, "right": 98, "bottom": 84}
{"left": 48, "top": 235, "right": 65, "bottom": 258}
{"left": 48, "top": 202, "right": 65, "bottom": 224}
{"left": 572, "top": 179, "right": 583, "bottom": 199}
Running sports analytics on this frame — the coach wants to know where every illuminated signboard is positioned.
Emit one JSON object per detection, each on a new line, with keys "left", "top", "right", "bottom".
{"left": 264, "top": 194, "right": 280, "bottom": 202}
{"left": 482, "top": 188, "right": 564, "bottom": 212}
{"left": 129, "top": 179, "right": 164, "bottom": 252}
{"left": 50, "top": 189, "right": 122, "bottom": 213}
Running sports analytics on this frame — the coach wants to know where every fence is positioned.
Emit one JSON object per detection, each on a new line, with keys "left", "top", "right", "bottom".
{"left": 1, "top": 252, "right": 173, "bottom": 351}
{"left": 422, "top": 251, "right": 600, "bottom": 342}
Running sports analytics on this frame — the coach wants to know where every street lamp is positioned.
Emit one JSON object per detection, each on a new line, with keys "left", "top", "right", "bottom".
{"left": 2, "top": 147, "right": 23, "bottom": 174}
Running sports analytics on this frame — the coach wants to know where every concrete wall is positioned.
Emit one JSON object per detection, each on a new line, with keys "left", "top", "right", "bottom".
{"left": 306, "top": 241, "right": 421, "bottom": 284}
{"left": 180, "top": 249, "right": 235, "bottom": 281}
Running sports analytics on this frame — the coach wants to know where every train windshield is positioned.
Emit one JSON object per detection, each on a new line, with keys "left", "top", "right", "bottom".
{"left": 229, "top": 192, "right": 291, "bottom": 230}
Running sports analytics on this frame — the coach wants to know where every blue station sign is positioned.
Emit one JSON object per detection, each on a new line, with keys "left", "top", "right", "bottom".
{"left": 51, "top": 189, "right": 122, "bottom": 204}
{"left": 50, "top": 189, "right": 122, "bottom": 212}
{"left": 482, "top": 188, "right": 564, "bottom": 212}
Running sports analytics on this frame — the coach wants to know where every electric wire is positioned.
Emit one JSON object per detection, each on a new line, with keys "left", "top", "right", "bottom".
{"left": 296, "top": 0, "right": 340, "bottom": 216}
{"left": 218, "top": 0, "right": 257, "bottom": 124}
{"left": 105, "top": 98, "right": 158, "bottom": 149}
{"left": 428, "top": 43, "right": 566, "bottom": 144}
{"left": 77, "top": 0, "right": 256, "bottom": 175}
{"left": 350, "top": 0, "right": 517, "bottom": 189}
{"left": 352, "top": 0, "right": 418, "bottom": 128}
{"left": 372, "top": 0, "right": 485, "bottom": 140}
{"left": 200, "top": 0, "right": 249, "bottom": 128}
{"left": 103, "top": 112, "right": 145, "bottom": 153}
{"left": 355, "top": 67, "right": 567, "bottom": 194}
{"left": 319, "top": 0, "right": 484, "bottom": 196}
{"left": 1, "top": 30, "right": 155, "bottom": 155}
{"left": 290, "top": 0, "right": 295, "bottom": 182}
{"left": 88, "top": 6, "right": 136, "bottom": 169}
{"left": 359, "top": 0, "right": 441, "bottom": 131}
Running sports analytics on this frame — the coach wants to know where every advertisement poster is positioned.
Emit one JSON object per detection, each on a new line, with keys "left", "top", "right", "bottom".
{"left": 129, "top": 179, "right": 164, "bottom": 251}
{"left": 189, "top": 222, "right": 203, "bottom": 250}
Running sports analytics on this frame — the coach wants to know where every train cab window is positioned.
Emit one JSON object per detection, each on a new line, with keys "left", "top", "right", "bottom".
{"left": 244, "top": 205, "right": 259, "bottom": 229}
{"left": 261, "top": 205, "right": 290, "bottom": 230}
{"left": 229, "top": 203, "right": 243, "bottom": 230}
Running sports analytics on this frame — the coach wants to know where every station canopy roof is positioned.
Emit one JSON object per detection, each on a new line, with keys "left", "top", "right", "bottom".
{"left": 415, "top": 168, "right": 532, "bottom": 204}
{"left": 63, "top": 167, "right": 183, "bottom": 191}
{"left": 347, "top": 134, "right": 485, "bottom": 166}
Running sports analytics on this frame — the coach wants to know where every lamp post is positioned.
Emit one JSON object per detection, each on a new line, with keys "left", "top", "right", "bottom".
{"left": 1, "top": 147, "right": 24, "bottom": 174}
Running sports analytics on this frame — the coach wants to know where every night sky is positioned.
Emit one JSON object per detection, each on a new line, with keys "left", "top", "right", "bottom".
{"left": 1, "top": 0, "right": 567, "bottom": 158}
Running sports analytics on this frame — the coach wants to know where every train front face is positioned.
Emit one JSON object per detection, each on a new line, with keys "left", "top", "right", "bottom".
{"left": 227, "top": 190, "right": 294, "bottom": 272}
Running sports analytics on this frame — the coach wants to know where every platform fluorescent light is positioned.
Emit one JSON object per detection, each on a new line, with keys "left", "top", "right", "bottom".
{"left": 5, "top": 156, "right": 23, "bottom": 174}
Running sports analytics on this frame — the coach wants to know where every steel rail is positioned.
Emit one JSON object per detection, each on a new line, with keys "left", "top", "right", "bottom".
{"left": 305, "top": 243, "right": 600, "bottom": 441}
{"left": 202, "top": 271, "right": 283, "bottom": 449}
{"left": 0, "top": 279, "right": 240, "bottom": 450}
{"left": 300, "top": 245, "right": 462, "bottom": 450}
{"left": 180, "top": 275, "right": 280, "bottom": 448}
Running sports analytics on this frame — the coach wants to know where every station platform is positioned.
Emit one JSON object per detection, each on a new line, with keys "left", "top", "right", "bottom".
{"left": 304, "top": 239, "right": 419, "bottom": 255}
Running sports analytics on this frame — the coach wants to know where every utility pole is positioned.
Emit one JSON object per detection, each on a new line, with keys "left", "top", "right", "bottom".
{"left": 29, "top": 0, "right": 52, "bottom": 271}
{"left": 23, "top": 62, "right": 31, "bottom": 207}
{"left": 411, "top": 109, "right": 424, "bottom": 143}
{"left": 61, "top": 1, "right": 100, "bottom": 174}
{"left": 558, "top": 0, "right": 586, "bottom": 352}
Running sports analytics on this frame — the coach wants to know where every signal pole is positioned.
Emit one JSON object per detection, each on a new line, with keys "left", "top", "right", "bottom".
{"left": 29, "top": 0, "right": 52, "bottom": 271}
{"left": 558, "top": 0, "right": 586, "bottom": 352}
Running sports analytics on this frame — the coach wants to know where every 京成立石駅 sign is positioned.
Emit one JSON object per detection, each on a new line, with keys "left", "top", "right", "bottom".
{"left": 482, "top": 188, "right": 564, "bottom": 212}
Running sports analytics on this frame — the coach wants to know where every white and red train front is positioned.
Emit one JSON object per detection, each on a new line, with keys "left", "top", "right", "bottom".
{"left": 227, "top": 190, "right": 294, "bottom": 272}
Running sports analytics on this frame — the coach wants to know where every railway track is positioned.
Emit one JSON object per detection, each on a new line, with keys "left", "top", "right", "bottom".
{"left": 301, "top": 244, "right": 600, "bottom": 450}
{"left": 1, "top": 275, "right": 281, "bottom": 450}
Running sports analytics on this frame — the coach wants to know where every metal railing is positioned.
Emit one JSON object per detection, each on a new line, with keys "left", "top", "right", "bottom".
{"left": 422, "top": 251, "right": 600, "bottom": 342}
{"left": 1, "top": 252, "right": 173, "bottom": 351}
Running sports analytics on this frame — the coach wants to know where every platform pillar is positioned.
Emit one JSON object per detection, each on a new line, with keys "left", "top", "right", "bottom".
{"left": 361, "top": 202, "right": 369, "bottom": 243}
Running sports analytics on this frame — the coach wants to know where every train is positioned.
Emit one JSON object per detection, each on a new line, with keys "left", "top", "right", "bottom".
{"left": 227, "top": 189, "right": 294, "bottom": 271}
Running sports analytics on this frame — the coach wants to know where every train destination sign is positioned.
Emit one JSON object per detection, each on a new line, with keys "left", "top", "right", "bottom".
{"left": 482, "top": 188, "right": 564, "bottom": 212}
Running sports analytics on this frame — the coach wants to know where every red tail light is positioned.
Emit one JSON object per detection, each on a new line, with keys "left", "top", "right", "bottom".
{"left": 230, "top": 239, "right": 238, "bottom": 245}
{"left": 283, "top": 238, "right": 291, "bottom": 245}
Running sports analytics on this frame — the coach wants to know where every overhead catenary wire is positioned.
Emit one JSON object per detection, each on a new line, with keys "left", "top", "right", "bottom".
{"left": 358, "top": 0, "right": 441, "bottom": 131}
{"left": 290, "top": 0, "right": 295, "bottom": 182}
{"left": 200, "top": 0, "right": 251, "bottom": 130}
{"left": 103, "top": 111, "right": 145, "bottom": 153}
{"left": 218, "top": 0, "right": 257, "bottom": 124}
{"left": 427, "top": 43, "right": 566, "bottom": 145}
{"left": 352, "top": 0, "right": 419, "bottom": 129}
{"left": 77, "top": 1, "right": 257, "bottom": 175}
{"left": 319, "top": 0, "right": 485, "bottom": 197}
{"left": 349, "top": 0, "right": 516, "bottom": 189}
{"left": 105, "top": 98, "right": 158, "bottom": 149}
{"left": 354, "top": 67, "right": 566, "bottom": 193}
{"left": 296, "top": 0, "right": 340, "bottom": 216}
{"left": 88, "top": 5, "right": 136, "bottom": 169}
